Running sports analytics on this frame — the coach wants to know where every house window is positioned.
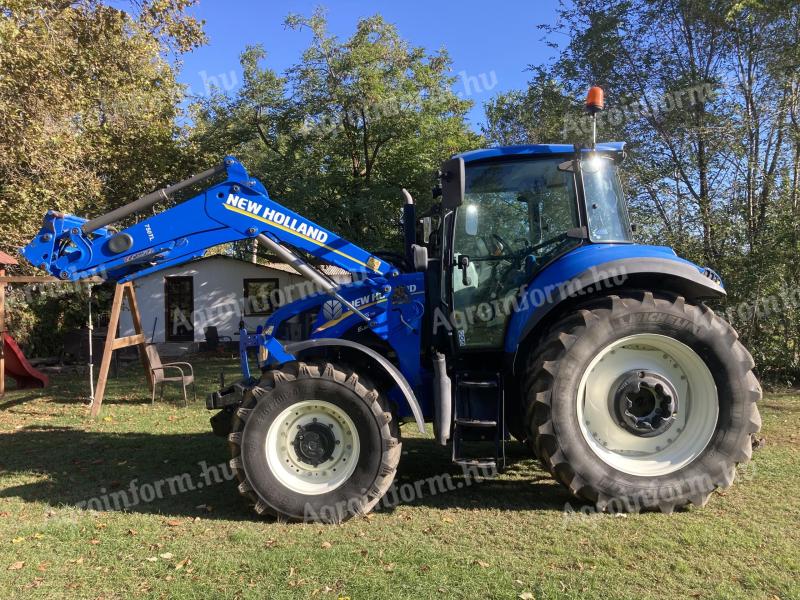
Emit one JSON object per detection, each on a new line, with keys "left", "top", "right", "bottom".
{"left": 244, "top": 278, "right": 279, "bottom": 315}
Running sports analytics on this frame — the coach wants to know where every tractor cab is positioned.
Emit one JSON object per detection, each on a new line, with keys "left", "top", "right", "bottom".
{"left": 443, "top": 143, "right": 631, "bottom": 349}
{"left": 410, "top": 142, "right": 635, "bottom": 469}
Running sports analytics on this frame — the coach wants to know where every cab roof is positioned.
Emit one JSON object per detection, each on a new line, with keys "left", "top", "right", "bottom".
{"left": 456, "top": 141, "right": 626, "bottom": 163}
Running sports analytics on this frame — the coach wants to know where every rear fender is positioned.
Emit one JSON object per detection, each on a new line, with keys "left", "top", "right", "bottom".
{"left": 506, "top": 251, "right": 726, "bottom": 372}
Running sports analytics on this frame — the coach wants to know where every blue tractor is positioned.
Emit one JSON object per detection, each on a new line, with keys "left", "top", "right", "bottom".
{"left": 21, "top": 90, "right": 760, "bottom": 521}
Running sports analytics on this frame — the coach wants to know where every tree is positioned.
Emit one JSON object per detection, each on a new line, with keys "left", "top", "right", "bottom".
{"left": 483, "top": 0, "right": 800, "bottom": 382}
{"left": 0, "top": 0, "right": 204, "bottom": 350}
{"left": 190, "top": 9, "right": 481, "bottom": 252}
{"left": 0, "top": 0, "right": 204, "bottom": 253}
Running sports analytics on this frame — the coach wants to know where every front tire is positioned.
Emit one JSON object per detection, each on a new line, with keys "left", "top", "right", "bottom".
{"left": 228, "top": 361, "right": 401, "bottom": 522}
{"left": 522, "top": 292, "right": 761, "bottom": 513}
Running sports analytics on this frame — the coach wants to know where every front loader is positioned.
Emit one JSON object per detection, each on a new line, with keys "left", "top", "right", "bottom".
{"left": 20, "top": 88, "right": 761, "bottom": 521}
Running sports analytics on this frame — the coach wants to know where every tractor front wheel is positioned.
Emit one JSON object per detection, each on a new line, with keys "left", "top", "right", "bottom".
{"left": 227, "top": 361, "right": 401, "bottom": 522}
{"left": 523, "top": 292, "right": 761, "bottom": 512}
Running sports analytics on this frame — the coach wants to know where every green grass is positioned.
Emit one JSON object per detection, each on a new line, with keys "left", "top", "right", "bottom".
{"left": 0, "top": 357, "right": 798, "bottom": 599}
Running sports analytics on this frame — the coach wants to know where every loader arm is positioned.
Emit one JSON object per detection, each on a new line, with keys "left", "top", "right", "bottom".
{"left": 20, "top": 156, "right": 395, "bottom": 284}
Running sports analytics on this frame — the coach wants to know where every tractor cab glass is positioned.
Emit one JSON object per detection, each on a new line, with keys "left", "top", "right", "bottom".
{"left": 581, "top": 155, "right": 632, "bottom": 242}
{"left": 451, "top": 157, "right": 581, "bottom": 348}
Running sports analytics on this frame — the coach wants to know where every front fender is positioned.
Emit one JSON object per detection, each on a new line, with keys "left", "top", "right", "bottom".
{"left": 284, "top": 338, "right": 427, "bottom": 435}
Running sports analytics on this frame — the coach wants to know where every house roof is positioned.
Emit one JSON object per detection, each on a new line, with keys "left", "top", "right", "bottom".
{"left": 0, "top": 251, "right": 19, "bottom": 266}
{"left": 190, "top": 253, "right": 351, "bottom": 278}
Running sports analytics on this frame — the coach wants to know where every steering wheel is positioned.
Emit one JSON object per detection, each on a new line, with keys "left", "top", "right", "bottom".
{"left": 492, "top": 232, "right": 572, "bottom": 295}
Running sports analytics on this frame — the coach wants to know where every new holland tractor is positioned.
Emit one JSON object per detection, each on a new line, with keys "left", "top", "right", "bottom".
{"left": 20, "top": 88, "right": 761, "bottom": 521}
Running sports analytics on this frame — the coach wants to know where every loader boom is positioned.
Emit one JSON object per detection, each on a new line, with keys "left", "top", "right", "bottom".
{"left": 21, "top": 156, "right": 395, "bottom": 284}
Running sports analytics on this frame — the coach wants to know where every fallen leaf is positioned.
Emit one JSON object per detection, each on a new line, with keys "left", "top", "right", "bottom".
{"left": 519, "top": 593, "right": 535, "bottom": 600}
{"left": 32, "top": 533, "right": 44, "bottom": 539}
{"left": 37, "top": 563, "right": 48, "bottom": 572}
{"left": 11, "top": 537, "right": 24, "bottom": 544}
{"left": 473, "top": 560, "right": 490, "bottom": 568}
{"left": 420, "top": 564, "right": 430, "bottom": 572}
{"left": 159, "top": 553, "right": 174, "bottom": 560}
{"left": 175, "top": 558, "right": 191, "bottom": 570}
{"left": 145, "top": 557, "right": 158, "bottom": 562}
{"left": 8, "top": 561, "right": 24, "bottom": 571}
{"left": 165, "top": 520, "right": 182, "bottom": 527}
{"left": 320, "top": 541, "right": 332, "bottom": 549}
{"left": 442, "top": 517, "right": 454, "bottom": 523}
{"left": 89, "top": 539, "right": 100, "bottom": 545}
{"left": 383, "top": 562, "right": 395, "bottom": 572}
{"left": 127, "top": 529, "right": 137, "bottom": 536}
{"left": 265, "top": 539, "right": 277, "bottom": 548}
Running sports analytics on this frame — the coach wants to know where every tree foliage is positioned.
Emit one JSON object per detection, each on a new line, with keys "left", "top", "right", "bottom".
{"left": 189, "top": 9, "right": 480, "bottom": 251}
{"left": 0, "top": 0, "right": 203, "bottom": 349}
{"left": 0, "top": 0, "right": 204, "bottom": 252}
{"left": 484, "top": 0, "right": 800, "bottom": 382}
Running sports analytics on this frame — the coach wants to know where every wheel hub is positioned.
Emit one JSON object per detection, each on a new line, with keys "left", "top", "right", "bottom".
{"left": 292, "top": 419, "right": 338, "bottom": 467}
{"left": 610, "top": 370, "right": 678, "bottom": 437}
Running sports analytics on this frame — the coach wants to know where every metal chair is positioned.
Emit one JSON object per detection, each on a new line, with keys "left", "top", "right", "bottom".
{"left": 144, "top": 344, "right": 196, "bottom": 406}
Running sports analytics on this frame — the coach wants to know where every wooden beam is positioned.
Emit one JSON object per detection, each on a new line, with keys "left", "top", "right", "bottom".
{"left": 91, "top": 283, "right": 125, "bottom": 416}
{"left": 124, "top": 283, "right": 155, "bottom": 391}
{"left": 111, "top": 334, "right": 145, "bottom": 350}
{"left": 0, "top": 267, "right": 5, "bottom": 397}
{"left": 90, "top": 282, "right": 152, "bottom": 417}
{"left": 0, "top": 276, "right": 104, "bottom": 284}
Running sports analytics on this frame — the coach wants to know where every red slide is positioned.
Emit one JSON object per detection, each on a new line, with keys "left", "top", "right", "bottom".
{"left": 2, "top": 333, "right": 49, "bottom": 389}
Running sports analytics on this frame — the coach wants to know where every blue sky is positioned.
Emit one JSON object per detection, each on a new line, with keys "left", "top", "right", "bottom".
{"left": 177, "top": 0, "right": 562, "bottom": 130}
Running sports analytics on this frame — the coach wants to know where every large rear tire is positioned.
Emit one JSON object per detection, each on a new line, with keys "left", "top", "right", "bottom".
{"left": 227, "top": 361, "right": 401, "bottom": 522}
{"left": 522, "top": 292, "right": 761, "bottom": 513}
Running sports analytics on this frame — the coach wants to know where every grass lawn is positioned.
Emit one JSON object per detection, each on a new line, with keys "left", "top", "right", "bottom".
{"left": 0, "top": 356, "right": 798, "bottom": 599}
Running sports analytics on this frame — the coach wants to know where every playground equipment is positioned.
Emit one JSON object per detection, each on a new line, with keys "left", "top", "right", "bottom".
{"left": 1, "top": 333, "right": 48, "bottom": 389}
{"left": 20, "top": 88, "right": 761, "bottom": 520}
{"left": 0, "top": 251, "right": 103, "bottom": 397}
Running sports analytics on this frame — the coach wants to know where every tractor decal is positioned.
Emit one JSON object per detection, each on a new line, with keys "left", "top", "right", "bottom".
{"left": 222, "top": 200, "right": 382, "bottom": 273}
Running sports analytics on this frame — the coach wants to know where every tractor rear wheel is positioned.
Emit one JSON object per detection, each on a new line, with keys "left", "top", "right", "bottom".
{"left": 227, "top": 361, "right": 401, "bottom": 522}
{"left": 522, "top": 291, "right": 761, "bottom": 513}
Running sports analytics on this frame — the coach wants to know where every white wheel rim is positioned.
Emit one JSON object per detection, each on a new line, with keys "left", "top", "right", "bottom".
{"left": 577, "top": 333, "right": 718, "bottom": 476}
{"left": 265, "top": 400, "right": 360, "bottom": 495}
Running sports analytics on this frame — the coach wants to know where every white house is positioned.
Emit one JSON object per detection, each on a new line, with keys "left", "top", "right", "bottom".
{"left": 119, "top": 255, "right": 351, "bottom": 354}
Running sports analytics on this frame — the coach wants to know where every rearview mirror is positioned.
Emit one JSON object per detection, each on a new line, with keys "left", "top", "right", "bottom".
{"left": 440, "top": 157, "right": 465, "bottom": 209}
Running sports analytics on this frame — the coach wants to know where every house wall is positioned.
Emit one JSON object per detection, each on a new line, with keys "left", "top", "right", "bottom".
{"left": 119, "top": 257, "right": 314, "bottom": 344}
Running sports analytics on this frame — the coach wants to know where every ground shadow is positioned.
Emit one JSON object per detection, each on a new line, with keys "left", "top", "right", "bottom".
{"left": 0, "top": 424, "right": 573, "bottom": 520}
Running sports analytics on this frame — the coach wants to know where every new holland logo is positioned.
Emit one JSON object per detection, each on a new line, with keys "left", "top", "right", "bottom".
{"left": 322, "top": 299, "right": 343, "bottom": 322}
{"left": 225, "top": 194, "right": 329, "bottom": 243}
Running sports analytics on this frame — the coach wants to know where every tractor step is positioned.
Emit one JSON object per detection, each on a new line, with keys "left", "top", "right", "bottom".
{"left": 454, "top": 418, "right": 497, "bottom": 428}
{"left": 452, "top": 371, "right": 506, "bottom": 471}
{"left": 454, "top": 458, "right": 496, "bottom": 468}
{"left": 458, "top": 379, "right": 498, "bottom": 388}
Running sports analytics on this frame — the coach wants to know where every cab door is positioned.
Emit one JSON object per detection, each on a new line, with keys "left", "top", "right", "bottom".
{"left": 450, "top": 157, "right": 581, "bottom": 349}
